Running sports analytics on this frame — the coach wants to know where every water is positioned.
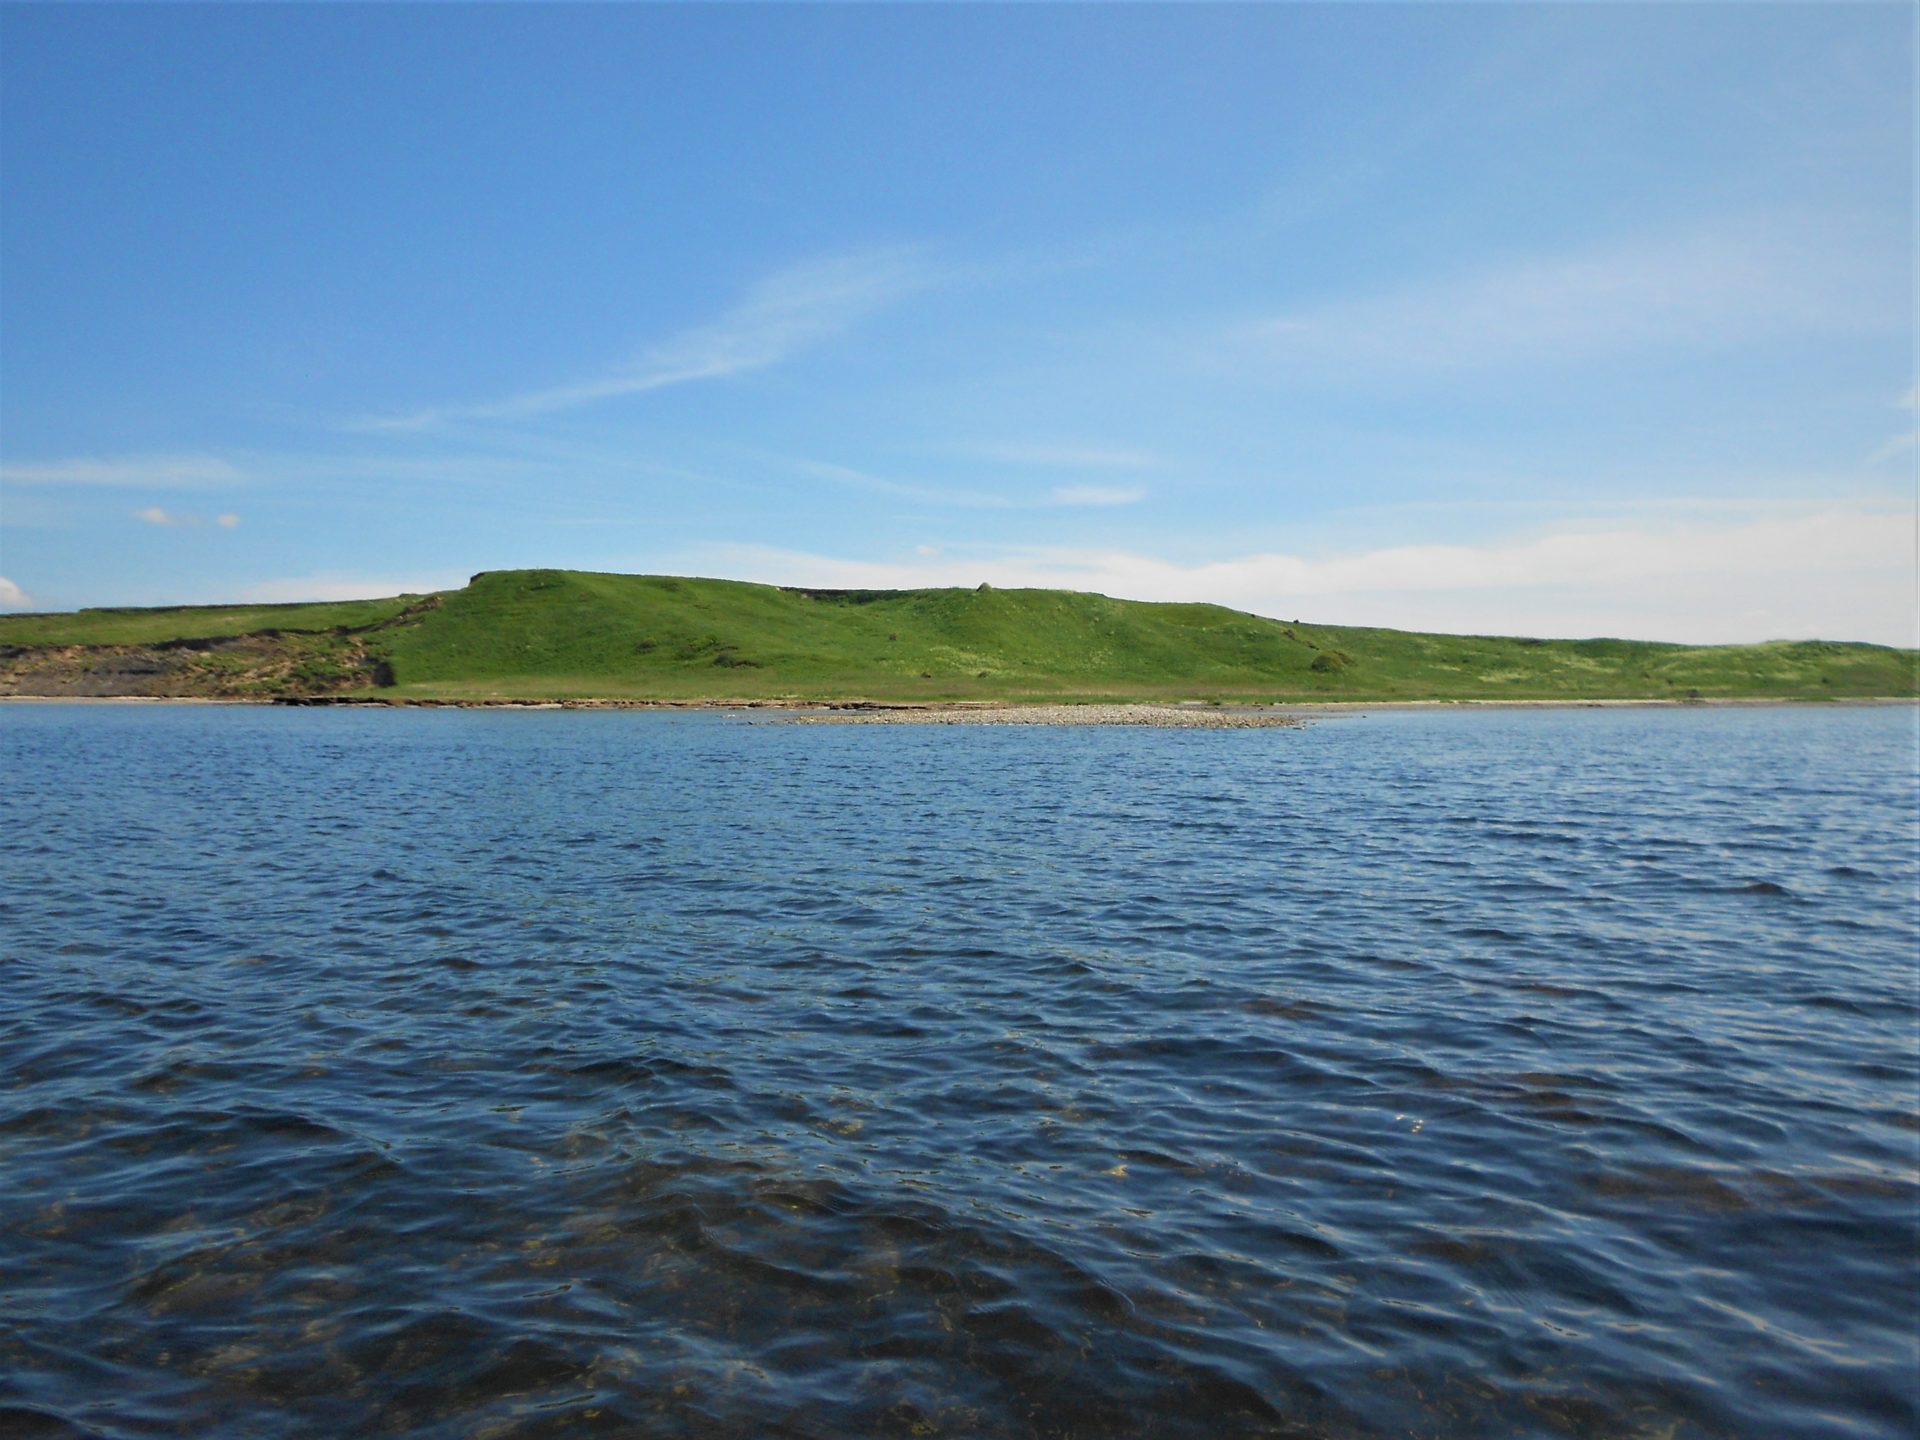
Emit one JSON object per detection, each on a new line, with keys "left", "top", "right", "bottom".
{"left": 1, "top": 703, "right": 1914, "bottom": 1440}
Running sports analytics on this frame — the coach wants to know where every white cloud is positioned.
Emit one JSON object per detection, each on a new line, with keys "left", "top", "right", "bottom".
{"left": 369, "top": 248, "right": 933, "bottom": 430}
{"left": 1050, "top": 484, "right": 1146, "bottom": 507}
{"left": 134, "top": 507, "right": 243, "bottom": 528}
{"left": 915, "top": 544, "right": 941, "bottom": 557}
{"left": 0, "top": 576, "right": 34, "bottom": 610}
{"left": 1234, "top": 219, "right": 1899, "bottom": 379}
{"left": 238, "top": 571, "right": 469, "bottom": 604}
{"left": 683, "top": 500, "right": 1917, "bottom": 647}
{"left": 1, "top": 454, "right": 244, "bottom": 488}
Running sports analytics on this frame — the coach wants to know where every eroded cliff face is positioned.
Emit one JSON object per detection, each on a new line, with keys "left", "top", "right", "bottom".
{"left": 0, "top": 597, "right": 436, "bottom": 699}
{"left": 0, "top": 633, "right": 395, "bottom": 698}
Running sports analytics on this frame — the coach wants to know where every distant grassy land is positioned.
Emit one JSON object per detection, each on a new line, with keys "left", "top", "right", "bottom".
{"left": 2, "top": 568, "right": 1914, "bottom": 703}
{"left": 0, "top": 595, "right": 421, "bottom": 647}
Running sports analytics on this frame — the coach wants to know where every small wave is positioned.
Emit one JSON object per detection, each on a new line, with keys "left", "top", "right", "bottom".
{"left": 1242, "top": 996, "right": 1324, "bottom": 1020}
{"left": 1509, "top": 980, "right": 1593, "bottom": 999}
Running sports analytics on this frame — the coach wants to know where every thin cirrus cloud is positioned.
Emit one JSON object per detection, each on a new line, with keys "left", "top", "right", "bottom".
{"left": 237, "top": 571, "right": 470, "bottom": 604}
{"left": 1233, "top": 219, "right": 1898, "bottom": 379}
{"left": 794, "top": 457, "right": 1145, "bottom": 510}
{"left": 1, "top": 454, "right": 245, "bottom": 488}
{"left": 1866, "top": 433, "right": 1915, "bottom": 466}
{"left": 1049, "top": 484, "right": 1146, "bottom": 507}
{"left": 793, "top": 457, "right": 1012, "bottom": 510}
{"left": 1870, "top": 386, "right": 1920, "bottom": 465}
{"left": 968, "top": 442, "right": 1163, "bottom": 470}
{"left": 689, "top": 499, "right": 1915, "bottom": 647}
{"left": 136, "top": 508, "right": 240, "bottom": 528}
{"left": 367, "top": 248, "right": 935, "bottom": 431}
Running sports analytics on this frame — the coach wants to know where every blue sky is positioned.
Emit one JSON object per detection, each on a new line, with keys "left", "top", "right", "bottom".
{"left": 1, "top": 3, "right": 1912, "bottom": 643}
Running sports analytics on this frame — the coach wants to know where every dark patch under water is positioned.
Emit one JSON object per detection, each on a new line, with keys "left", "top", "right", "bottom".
{"left": 1, "top": 704, "right": 1914, "bottom": 1439}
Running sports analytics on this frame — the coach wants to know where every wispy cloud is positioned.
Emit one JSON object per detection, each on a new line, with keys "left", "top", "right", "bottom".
{"left": 792, "top": 457, "right": 1145, "bottom": 510}
{"left": 368, "top": 248, "right": 933, "bottom": 431}
{"left": 2, "top": 454, "right": 244, "bottom": 488}
{"left": 1876, "top": 387, "right": 1920, "bottom": 464}
{"left": 1050, "top": 484, "right": 1146, "bottom": 506}
{"left": 1231, "top": 219, "right": 1899, "bottom": 379}
{"left": 1867, "top": 433, "right": 1915, "bottom": 466}
{"left": 135, "top": 507, "right": 241, "bottom": 528}
{"left": 238, "top": 571, "right": 469, "bottom": 604}
{"left": 970, "top": 442, "right": 1162, "bottom": 470}
{"left": 794, "top": 457, "right": 1012, "bottom": 509}
{"left": 686, "top": 499, "right": 1915, "bottom": 646}
{"left": 0, "top": 576, "right": 34, "bottom": 610}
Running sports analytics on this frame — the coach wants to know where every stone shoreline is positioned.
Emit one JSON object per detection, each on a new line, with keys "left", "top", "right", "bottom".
{"left": 2, "top": 694, "right": 1910, "bottom": 718}
{"left": 782, "top": 703, "right": 1306, "bottom": 728}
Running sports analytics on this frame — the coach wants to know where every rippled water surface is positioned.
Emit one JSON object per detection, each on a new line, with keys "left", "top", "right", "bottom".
{"left": 2, "top": 704, "right": 1915, "bottom": 1439}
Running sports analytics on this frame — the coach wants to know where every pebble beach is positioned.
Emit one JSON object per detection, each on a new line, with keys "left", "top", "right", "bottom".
{"left": 787, "top": 703, "right": 1307, "bottom": 727}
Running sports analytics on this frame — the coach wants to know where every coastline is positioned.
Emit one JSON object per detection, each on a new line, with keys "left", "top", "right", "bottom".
{"left": 2, "top": 693, "right": 1913, "bottom": 725}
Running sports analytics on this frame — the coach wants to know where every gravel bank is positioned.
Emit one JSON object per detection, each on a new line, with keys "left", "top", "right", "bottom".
{"left": 786, "top": 703, "right": 1305, "bottom": 728}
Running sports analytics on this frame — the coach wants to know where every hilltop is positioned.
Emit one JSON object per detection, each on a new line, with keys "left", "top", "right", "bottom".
{"left": 1, "top": 568, "right": 1913, "bottom": 704}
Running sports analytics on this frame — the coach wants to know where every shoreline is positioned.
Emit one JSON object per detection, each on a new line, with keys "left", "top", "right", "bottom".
{"left": 2, "top": 693, "right": 1913, "bottom": 723}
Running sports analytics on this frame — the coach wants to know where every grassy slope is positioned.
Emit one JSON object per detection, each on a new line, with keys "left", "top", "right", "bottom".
{"left": 0, "top": 596, "right": 421, "bottom": 646}
{"left": 383, "top": 570, "right": 1916, "bottom": 701}
{"left": 4, "top": 568, "right": 1914, "bottom": 701}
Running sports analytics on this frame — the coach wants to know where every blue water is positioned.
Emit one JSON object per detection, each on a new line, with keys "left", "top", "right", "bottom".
{"left": 1, "top": 703, "right": 1914, "bottom": 1439}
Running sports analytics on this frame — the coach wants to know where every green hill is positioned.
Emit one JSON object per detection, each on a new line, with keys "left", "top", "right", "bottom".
{"left": 2, "top": 567, "right": 1914, "bottom": 703}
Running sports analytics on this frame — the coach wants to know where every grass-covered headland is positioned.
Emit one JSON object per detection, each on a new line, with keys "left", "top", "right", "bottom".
{"left": 1, "top": 568, "right": 1913, "bottom": 704}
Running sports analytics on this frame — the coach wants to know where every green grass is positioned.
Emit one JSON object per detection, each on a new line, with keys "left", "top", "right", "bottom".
{"left": 5, "top": 568, "right": 1915, "bottom": 702}
{"left": 0, "top": 595, "right": 422, "bottom": 646}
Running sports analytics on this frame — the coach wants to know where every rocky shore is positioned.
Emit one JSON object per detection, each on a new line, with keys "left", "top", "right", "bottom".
{"left": 784, "top": 703, "right": 1306, "bottom": 728}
